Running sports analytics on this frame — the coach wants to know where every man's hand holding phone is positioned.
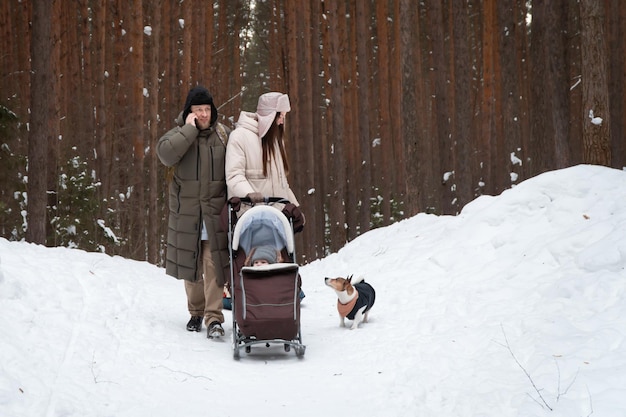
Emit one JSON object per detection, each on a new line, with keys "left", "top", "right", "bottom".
{"left": 185, "top": 112, "right": 198, "bottom": 128}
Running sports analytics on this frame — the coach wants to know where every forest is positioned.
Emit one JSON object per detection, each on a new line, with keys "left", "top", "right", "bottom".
{"left": 0, "top": 0, "right": 623, "bottom": 265}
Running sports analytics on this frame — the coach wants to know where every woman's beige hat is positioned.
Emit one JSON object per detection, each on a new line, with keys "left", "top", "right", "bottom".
{"left": 256, "top": 92, "right": 291, "bottom": 139}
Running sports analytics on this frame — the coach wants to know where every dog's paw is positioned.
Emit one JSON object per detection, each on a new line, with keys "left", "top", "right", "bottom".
{"left": 350, "top": 320, "right": 362, "bottom": 330}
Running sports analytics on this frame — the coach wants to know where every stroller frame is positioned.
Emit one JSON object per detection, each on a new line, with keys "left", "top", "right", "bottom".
{"left": 227, "top": 197, "right": 306, "bottom": 359}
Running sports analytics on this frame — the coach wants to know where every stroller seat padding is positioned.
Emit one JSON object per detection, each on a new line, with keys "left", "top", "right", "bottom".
{"left": 241, "top": 263, "right": 299, "bottom": 274}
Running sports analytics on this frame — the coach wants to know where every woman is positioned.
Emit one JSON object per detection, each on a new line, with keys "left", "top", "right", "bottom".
{"left": 225, "top": 92, "right": 300, "bottom": 207}
{"left": 225, "top": 92, "right": 305, "bottom": 301}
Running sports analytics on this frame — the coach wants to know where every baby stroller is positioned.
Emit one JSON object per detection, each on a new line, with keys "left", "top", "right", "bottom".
{"left": 227, "top": 197, "right": 306, "bottom": 359}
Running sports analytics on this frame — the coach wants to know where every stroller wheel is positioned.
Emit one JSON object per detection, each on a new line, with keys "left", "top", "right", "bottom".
{"left": 295, "top": 345, "right": 306, "bottom": 358}
{"left": 284, "top": 344, "right": 291, "bottom": 352}
{"left": 245, "top": 345, "right": 251, "bottom": 353}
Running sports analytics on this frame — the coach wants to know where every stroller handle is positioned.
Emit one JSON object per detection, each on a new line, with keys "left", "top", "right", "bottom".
{"left": 238, "top": 196, "right": 291, "bottom": 205}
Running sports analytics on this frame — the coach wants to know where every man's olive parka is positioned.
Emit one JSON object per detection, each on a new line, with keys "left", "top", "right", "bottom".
{"left": 157, "top": 110, "right": 230, "bottom": 286}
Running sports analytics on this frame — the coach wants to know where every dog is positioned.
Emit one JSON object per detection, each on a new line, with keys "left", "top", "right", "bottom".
{"left": 324, "top": 275, "right": 376, "bottom": 330}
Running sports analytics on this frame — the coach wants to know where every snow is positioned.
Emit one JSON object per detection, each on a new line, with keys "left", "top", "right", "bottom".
{"left": 1, "top": 164, "right": 626, "bottom": 417}
{"left": 510, "top": 151, "right": 523, "bottom": 166}
{"left": 588, "top": 109, "right": 603, "bottom": 126}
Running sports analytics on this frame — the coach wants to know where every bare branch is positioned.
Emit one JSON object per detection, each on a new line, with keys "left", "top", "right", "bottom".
{"left": 560, "top": 364, "right": 579, "bottom": 399}
{"left": 500, "top": 324, "right": 553, "bottom": 411}
{"left": 217, "top": 86, "right": 247, "bottom": 111}
{"left": 585, "top": 384, "right": 594, "bottom": 417}
{"left": 151, "top": 364, "right": 214, "bottom": 381}
{"left": 91, "top": 351, "right": 117, "bottom": 385}
{"left": 555, "top": 357, "right": 561, "bottom": 401}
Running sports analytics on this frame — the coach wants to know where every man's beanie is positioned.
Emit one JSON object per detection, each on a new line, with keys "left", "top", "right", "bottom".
{"left": 250, "top": 245, "right": 278, "bottom": 265}
{"left": 182, "top": 86, "right": 218, "bottom": 125}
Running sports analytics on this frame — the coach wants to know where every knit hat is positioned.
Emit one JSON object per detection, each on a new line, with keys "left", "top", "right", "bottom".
{"left": 182, "top": 85, "right": 218, "bottom": 126}
{"left": 256, "top": 92, "right": 291, "bottom": 139}
{"left": 250, "top": 245, "right": 278, "bottom": 265}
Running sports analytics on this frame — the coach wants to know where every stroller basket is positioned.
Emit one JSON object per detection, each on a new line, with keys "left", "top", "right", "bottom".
{"left": 236, "top": 263, "right": 300, "bottom": 340}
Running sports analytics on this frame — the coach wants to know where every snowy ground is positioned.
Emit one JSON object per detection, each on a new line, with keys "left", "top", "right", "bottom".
{"left": 1, "top": 164, "right": 625, "bottom": 417}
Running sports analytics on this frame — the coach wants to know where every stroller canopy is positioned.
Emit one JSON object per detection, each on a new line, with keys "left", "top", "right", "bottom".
{"left": 232, "top": 205, "right": 295, "bottom": 255}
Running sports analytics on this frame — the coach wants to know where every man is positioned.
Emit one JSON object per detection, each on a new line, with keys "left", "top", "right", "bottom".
{"left": 157, "top": 85, "right": 230, "bottom": 339}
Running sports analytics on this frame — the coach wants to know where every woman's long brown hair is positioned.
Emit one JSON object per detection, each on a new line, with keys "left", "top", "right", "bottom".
{"left": 261, "top": 113, "right": 289, "bottom": 177}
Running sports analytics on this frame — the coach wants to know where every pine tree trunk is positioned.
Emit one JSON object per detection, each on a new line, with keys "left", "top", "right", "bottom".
{"left": 146, "top": 0, "right": 162, "bottom": 264}
{"left": 129, "top": 0, "right": 145, "bottom": 259}
{"left": 580, "top": 0, "right": 611, "bottom": 165}
{"left": 27, "top": 0, "right": 54, "bottom": 244}
{"left": 375, "top": 0, "right": 392, "bottom": 225}
{"left": 355, "top": 0, "right": 373, "bottom": 232}
{"left": 450, "top": 2, "right": 472, "bottom": 213}
{"left": 400, "top": 0, "right": 420, "bottom": 216}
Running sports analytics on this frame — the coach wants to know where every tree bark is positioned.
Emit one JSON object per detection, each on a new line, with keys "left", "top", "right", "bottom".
{"left": 308, "top": 0, "right": 324, "bottom": 259}
{"left": 429, "top": 0, "right": 450, "bottom": 212}
{"left": 343, "top": 0, "right": 358, "bottom": 241}
{"left": 450, "top": 1, "right": 472, "bottom": 213}
{"left": 375, "top": 0, "right": 392, "bottom": 225}
{"left": 355, "top": 0, "right": 373, "bottom": 231}
{"left": 400, "top": 0, "right": 420, "bottom": 216}
{"left": 529, "top": 1, "right": 571, "bottom": 175}
{"left": 146, "top": 0, "right": 162, "bottom": 264}
{"left": 580, "top": 0, "right": 611, "bottom": 165}
{"left": 125, "top": 0, "right": 145, "bottom": 259}
{"left": 27, "top": 0, "right": 55, "bottom": 244}
{"left": 327, "top": 1, "right": 347, "bottom": 252}
{"left": 602, "top": 0, "right": 622, "bottom": 166}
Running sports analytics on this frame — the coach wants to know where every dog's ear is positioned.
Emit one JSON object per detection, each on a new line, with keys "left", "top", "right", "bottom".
{"left": 347, "top": 274, "right": 353, "bottom": 282}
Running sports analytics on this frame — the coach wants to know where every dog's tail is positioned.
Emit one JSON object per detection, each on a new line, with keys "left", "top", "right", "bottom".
{"left": 350, "top": 275, "right": 365, "bottom": 284}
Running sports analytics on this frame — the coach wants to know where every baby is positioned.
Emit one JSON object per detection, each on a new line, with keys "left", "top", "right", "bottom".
{"left": 248, "top": 245, "right": 279, "bottom": 266}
